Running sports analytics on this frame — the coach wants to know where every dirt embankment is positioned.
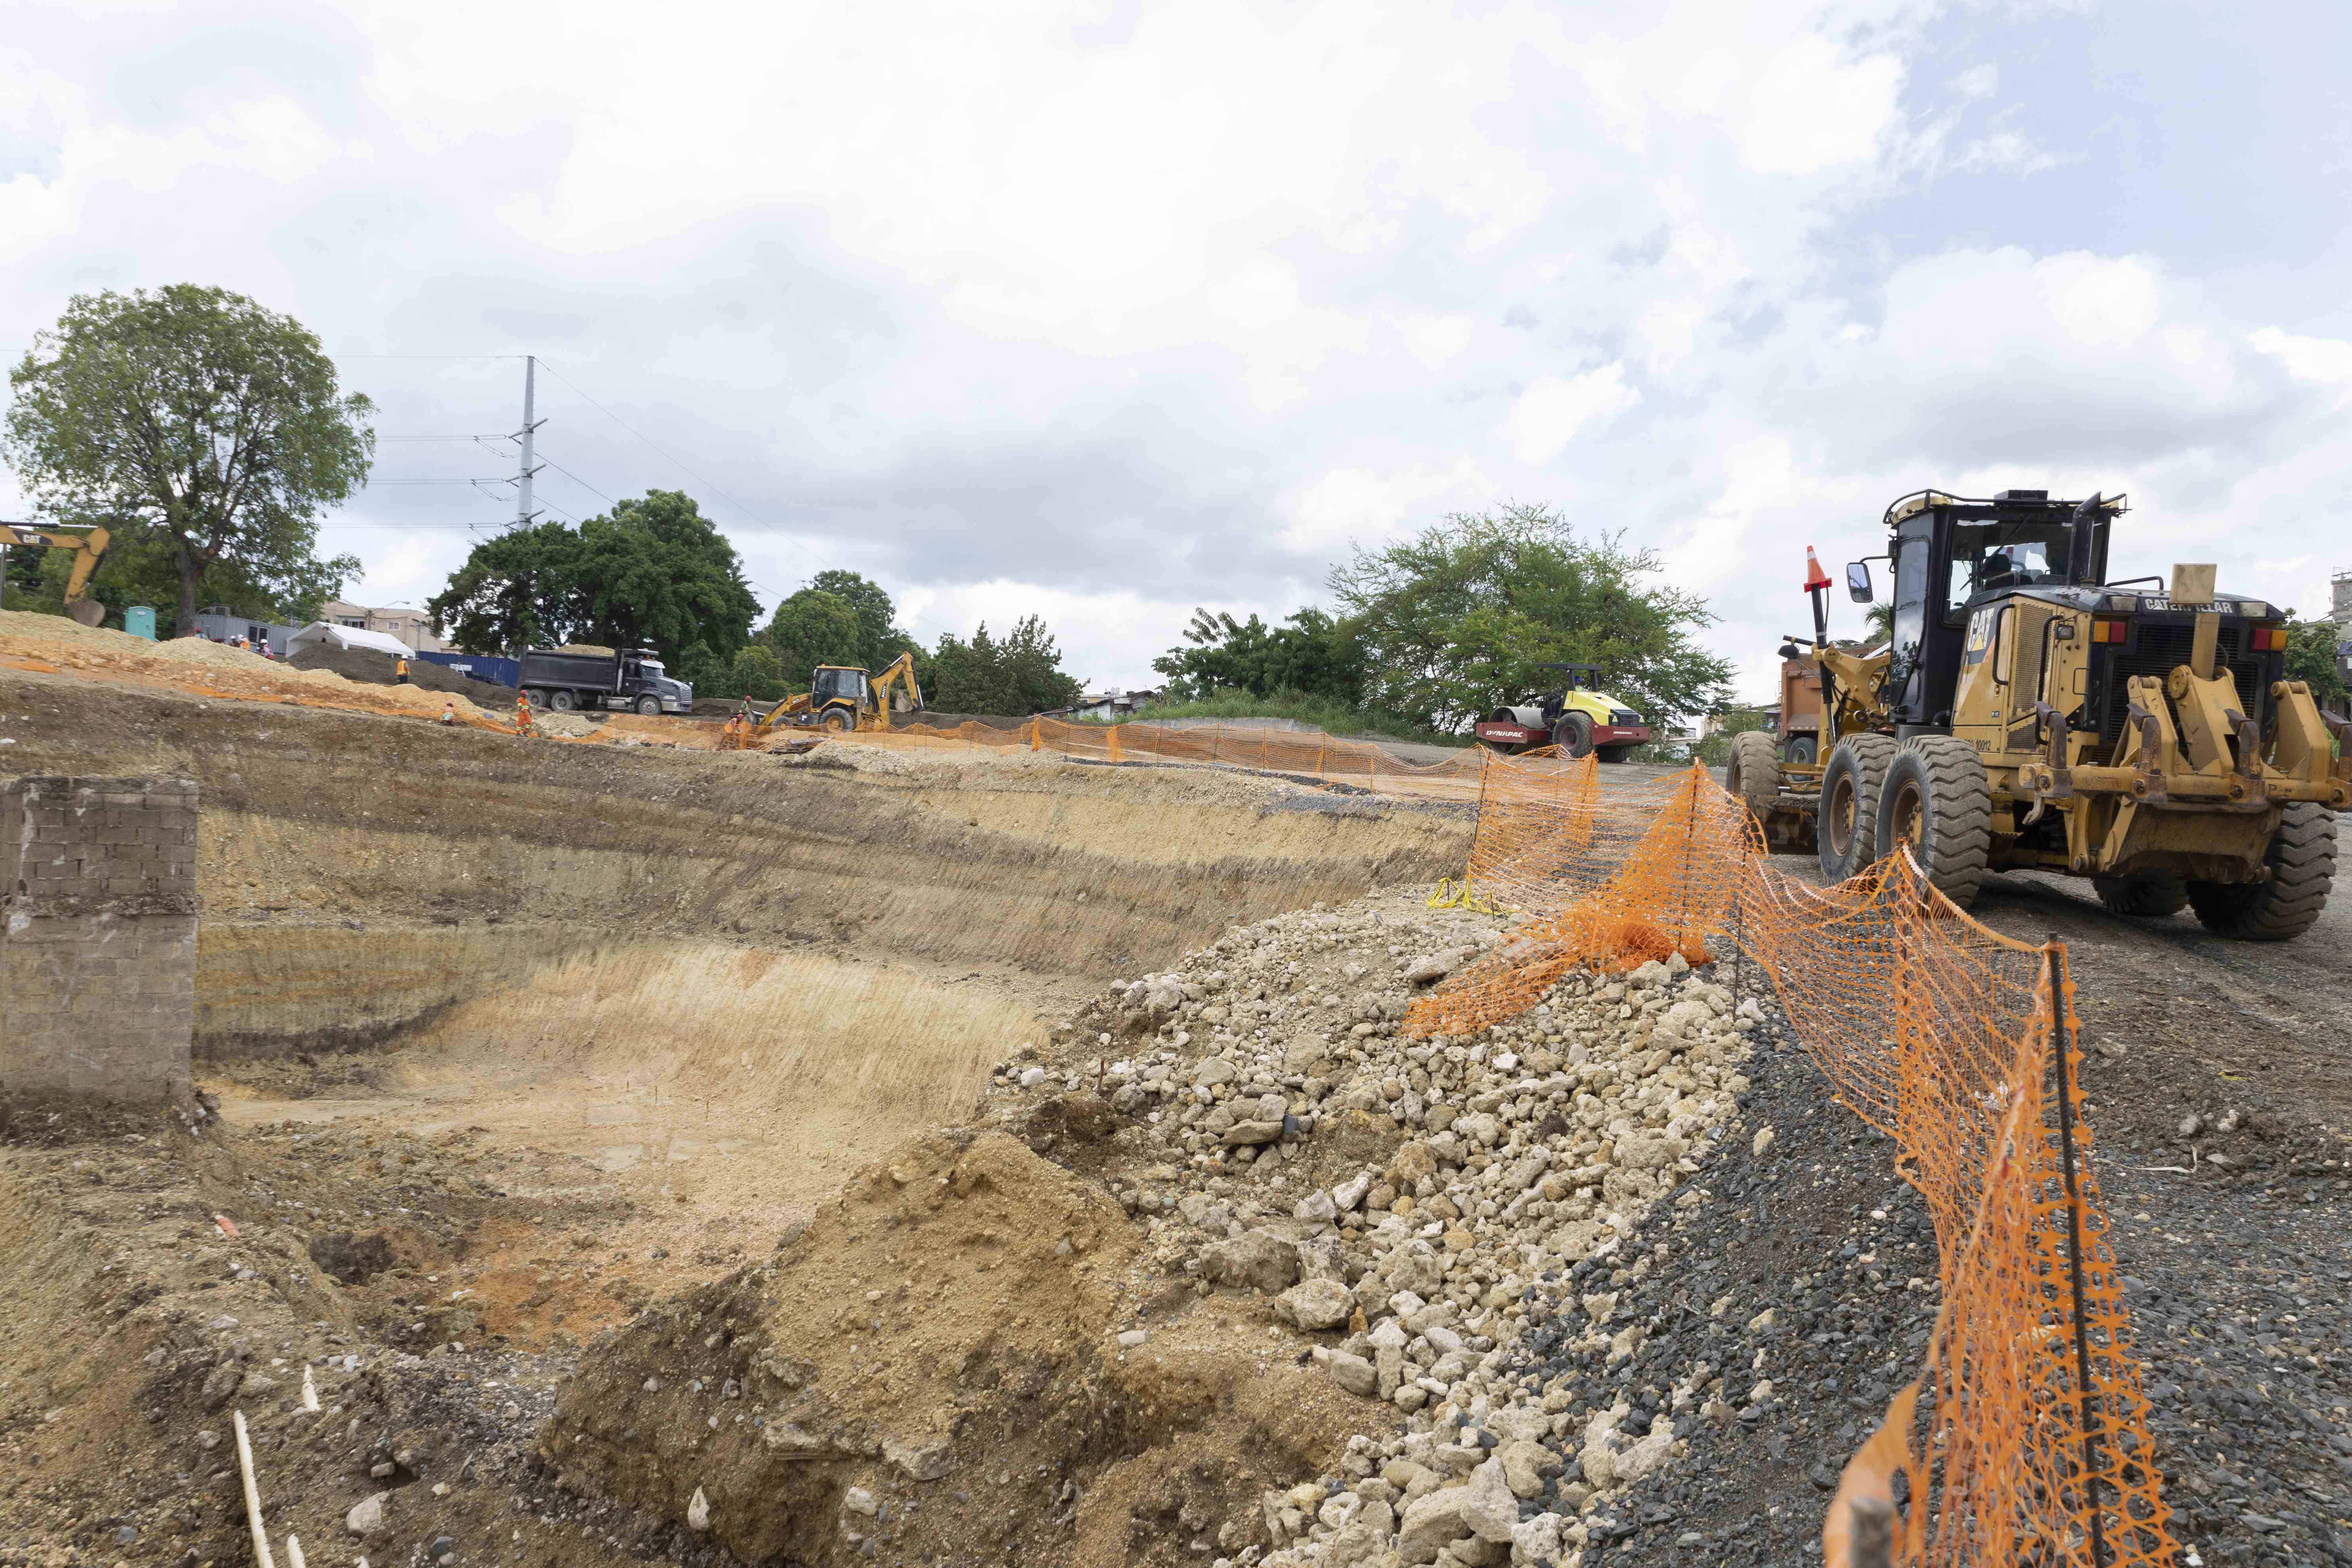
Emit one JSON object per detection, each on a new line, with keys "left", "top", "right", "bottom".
{"left": 0, "top": 667, "right": 1472, "bottom": 1071}
{"left": 287, "top": 643, "right": 516, "bottom": 709}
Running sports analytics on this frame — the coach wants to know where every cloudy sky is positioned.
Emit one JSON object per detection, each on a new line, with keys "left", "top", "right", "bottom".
{"left": 5, "top": 0, "right": 2348, "bottom": 703}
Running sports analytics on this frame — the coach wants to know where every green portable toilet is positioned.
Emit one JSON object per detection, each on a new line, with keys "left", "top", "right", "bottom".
{"left": 124, "top": 605, "right": 156, "bottom": 640}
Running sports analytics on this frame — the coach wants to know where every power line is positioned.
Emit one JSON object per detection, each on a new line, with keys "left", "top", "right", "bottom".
{"left": 535, "top": 357, "right": 834, "bottom": 578}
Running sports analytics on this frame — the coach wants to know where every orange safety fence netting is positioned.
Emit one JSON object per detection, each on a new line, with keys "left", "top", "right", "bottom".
{"left": 1408, "top": 761, "right": 2173, "bottom": 1568}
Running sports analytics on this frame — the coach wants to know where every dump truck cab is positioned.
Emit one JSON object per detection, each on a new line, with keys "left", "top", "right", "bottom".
{"left": 1476, "top": 663, "right": 1653, "bottom": 761}
{"left": 1728, "top": 487, "right": 2350, "bottom": 940}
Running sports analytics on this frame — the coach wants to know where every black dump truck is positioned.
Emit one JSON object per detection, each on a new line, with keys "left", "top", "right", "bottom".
{"left": 518, "top": 648, "right": 693, "bottom": 715}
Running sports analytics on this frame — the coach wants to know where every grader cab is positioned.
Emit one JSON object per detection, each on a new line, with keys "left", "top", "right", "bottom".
{"left": 1729, "top": 490, "right": 2348, "bottom": 939}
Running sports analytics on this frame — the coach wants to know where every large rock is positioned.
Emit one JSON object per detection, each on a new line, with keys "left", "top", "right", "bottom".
{"left": 1612, "top": 1415, "right": 1676, "bottom": 1485}
{"left": 1276, "top": 1277, "right": 1352, "bottom": 1330}
{"left": 1403, "top": 947, "right": 1471, "bottom": 986}
{"left": 1498, "top": 1438, "right": 1558, "bottom": 1499}
{"left": 1395, "top": 1458, "right": 1518, "bottom": 1564}
{"left": 1198, "top": 1229, "right": 1300, "bottom": 1293}
{"left": 345, "top": 1492, "right": 390, "bottom": 1537}
{"left": 1221, "top": 1119, "right": 1285, "bottom": 1147}
{"left": 1326, "top": 1516, "right": 1399, "bottom": 1568}
{"left": 1326, "top": 1350, "right": 1379, "bottom": 1397}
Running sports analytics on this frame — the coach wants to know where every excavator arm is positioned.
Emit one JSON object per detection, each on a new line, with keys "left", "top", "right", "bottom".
{"left": 870, "top": 652, "right": 923, "bottom": 730}
{"left": 1, "top": 523, "right": 111, "bottom": 626}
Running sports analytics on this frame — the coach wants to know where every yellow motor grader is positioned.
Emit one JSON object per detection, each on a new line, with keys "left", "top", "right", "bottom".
{"left": 1728, "top": 489, "right": 2348, "bottom": 939}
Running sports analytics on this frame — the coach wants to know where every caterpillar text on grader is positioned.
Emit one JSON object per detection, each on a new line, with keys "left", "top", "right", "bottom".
{"left": 1728, "top": 489, "right": 2349, "bottom": 939}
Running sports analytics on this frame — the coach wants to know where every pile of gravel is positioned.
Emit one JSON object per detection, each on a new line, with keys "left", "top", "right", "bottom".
{"left": 985, "top": 891, "right": 1775, "bottom": 1566}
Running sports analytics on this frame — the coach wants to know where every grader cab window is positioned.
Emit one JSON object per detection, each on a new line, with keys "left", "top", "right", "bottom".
{"left": 1941, "top": 523, "right": 2078, "bottom": 625}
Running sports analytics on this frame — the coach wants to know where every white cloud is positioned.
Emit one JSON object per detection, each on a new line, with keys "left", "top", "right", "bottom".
{"left": 1501, "top": 365, "right": 1640, "bottom": 465}
{"left": 6, "top": 0, "right": 2350, "bottom": 708}
{"left": 2250, "top": 327, "right": 2352, "bottom": 391}
{"left": 1279, "top": 459, "right": 1492, "bottom": 554}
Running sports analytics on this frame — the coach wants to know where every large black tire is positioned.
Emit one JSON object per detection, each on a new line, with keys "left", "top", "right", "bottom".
{"left": 547, "top": 688, "right": 577, "bottom": 713}
{"left": 2094, "top": 872, "right": 2190, "bottom": 918}
{"left": 2186, "top": 804, "right": 2337, "bottom": 941}
{"left": 1876, "top": 736, "right": 1993, "bottom": 907}
{"left": 820, "top": 707, "right": 855, "bottom": 733}
{"left": 1726, "top": 731, "right": 1780, "bottom": 824}
{"left": 635, "top": 694, "right": 662, "bottom": 716}
{"left": 1554, "top": 713, "right": 1594, "bottom": 758}
{"left": 1782, "top": 734, "right": 1817, "bottom": 766}
{"left": 1817, "top": 734, "right": 1898, "bottom": 884}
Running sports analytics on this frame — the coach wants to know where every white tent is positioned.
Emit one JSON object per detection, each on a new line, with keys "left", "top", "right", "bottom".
{"left": 285, "top": 621, "right": 415, "bottom": 658}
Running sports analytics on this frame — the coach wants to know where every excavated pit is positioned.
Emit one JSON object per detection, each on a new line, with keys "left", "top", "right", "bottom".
{"left": 0, "top": 668, "right": 1469, "bottom": 1072}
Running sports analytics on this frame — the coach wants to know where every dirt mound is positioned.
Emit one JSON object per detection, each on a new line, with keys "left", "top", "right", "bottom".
{"left": 543, "top": 1128, "right": 1369, "bottom": 1566}
{"left": 288, "top": 643, "right": 513, "bottom": 707}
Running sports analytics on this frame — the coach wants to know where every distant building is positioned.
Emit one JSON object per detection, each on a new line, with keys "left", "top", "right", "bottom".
{"left": 190, "top": 607, "right": 298, "bottom": 655}
{"left": 320, "top": 600, "right": 445, "bottom": 652}
{"left": 1061, "top": 688, "right": 1164, "bottom": 721}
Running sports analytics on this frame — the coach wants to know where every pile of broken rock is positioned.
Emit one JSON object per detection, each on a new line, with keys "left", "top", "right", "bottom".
{"left": 986, "top": 890, "right": 1775, "bottom": 1566}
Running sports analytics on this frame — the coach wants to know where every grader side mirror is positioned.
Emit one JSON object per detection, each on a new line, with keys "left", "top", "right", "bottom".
{"left": 1846, "top": 563, "right": 1874, "bottom": 604}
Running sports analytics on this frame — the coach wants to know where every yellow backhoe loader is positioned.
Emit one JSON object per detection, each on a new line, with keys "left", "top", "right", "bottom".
{"left": 721, "top": 651, "right": 926, "bottom": 748}
{"left": 1, "top": 522, "right": 111, "bottom": 626}
{"left": 1728, "top": 489, "right": 2349, "bottom": 940}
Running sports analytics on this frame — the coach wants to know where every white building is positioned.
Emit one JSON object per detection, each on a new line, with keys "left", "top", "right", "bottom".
{"left": 320, "top": 600, "right": 444, "bottom": 652}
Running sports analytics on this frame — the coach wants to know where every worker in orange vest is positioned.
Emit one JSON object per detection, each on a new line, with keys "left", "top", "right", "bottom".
{"left": 396, "top": 655, "right": 411, "bottom": 684}
{"left": 515, "top": 689, "right": 534, "bottom": 736}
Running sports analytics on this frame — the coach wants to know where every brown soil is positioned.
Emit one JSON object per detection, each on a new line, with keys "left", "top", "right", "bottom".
{"left": 546, "top": 1129, "right": 1377, "bottom": 1567}
{"left": 287, "top": 642, "right": 518, "bottom": 709}
{"left": 0, "top": 658, "right": 1468, "bottom": 1566}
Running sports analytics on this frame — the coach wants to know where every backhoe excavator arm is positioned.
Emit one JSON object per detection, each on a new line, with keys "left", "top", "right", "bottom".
{"left": 870, "top": 652, "right": 924, "bottom": 730}
{"left": 1, "top": 523, "right": 111, "bottom": 625}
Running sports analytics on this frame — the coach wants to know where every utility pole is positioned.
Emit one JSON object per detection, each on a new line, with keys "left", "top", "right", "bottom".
{"left": 514, "top": 354, "right": 544, "bottom": 530}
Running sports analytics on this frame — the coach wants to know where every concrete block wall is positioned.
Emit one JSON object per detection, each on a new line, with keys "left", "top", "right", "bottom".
{"left": 2, "top": 775, "right": 198, "bottom": 1105}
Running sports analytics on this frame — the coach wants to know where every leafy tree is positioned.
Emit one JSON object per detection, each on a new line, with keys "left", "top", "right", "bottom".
{"left": 425, "top": 492, "right": 758, "bottom": 682}
{"left": 1695, "top": 707, "right": 1771, "bottom": 767}
{"left": 765, "top": 589, "right": 867, "bottom": 686}
{"left": 929, "top": 615, "right": 1083, "bottom": 715}
{"left": 731, "top": 644, "right": 787, "bottom": 701}
{"left": 1152, "top": 606, "right": 1365, "bottom": 704}
{"left": 4, "top": 285, "right": 370, "bottom": 630}
{"left": 2286, "top": 619, "right": 2349, "bottom": 711}
{"left": 424, "top": 520, "right": 580, "bottom": 653}
{"left": 1327, "top": 503, "right": 1733, "bottom": 732}
{"left": 9, "top": 528, "right": 347, "bottom": 636}
{"left": 760, "top": 570, "right": 921, "bottom": 682}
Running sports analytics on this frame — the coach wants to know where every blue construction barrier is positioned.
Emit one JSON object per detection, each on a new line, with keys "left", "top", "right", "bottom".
{"left": 419, "top": 651, "right": 520, "bottom": 688}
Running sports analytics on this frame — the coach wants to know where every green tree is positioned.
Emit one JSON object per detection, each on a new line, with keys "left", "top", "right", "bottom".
{"left": 731, "top": 644, "right": 787, "bottom": 701}
{"left": 929, "top": 615, "right": 1083, "bottom": 715}
{"left": 765, "top": 588, "right": 867, "bottom": 686}
{"left": 1152, "top": 606, "right": 1365, "bottom": 704}
{"left": 1327, "top": 503, "right": 1733, "bottom": 732}
{"left": 1695, "top": 707, "right": 1770, "bottom": 767}
{"left": 2286, "top": 619, "right": 2349, "bottom": 710}
{"left": 425, "top": 492, "right": 758, "bottom": 684}
{"left": 4, "top": 285, "right": 371, "bottom": 631}
{"left": 12, "top": 528, "right": 348, "bottom": 636}
{"left": 425, "top": 520, "right": 583, "bottom": 653}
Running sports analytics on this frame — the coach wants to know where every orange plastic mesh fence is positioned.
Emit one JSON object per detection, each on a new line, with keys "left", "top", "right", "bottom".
{"left": 1409, "top": 762, "right": 2173, "bottom": 1567}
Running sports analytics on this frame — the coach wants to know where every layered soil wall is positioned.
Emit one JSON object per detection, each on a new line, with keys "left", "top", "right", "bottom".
{"left": 0, "top": 670, "right": 1472, "bottom": 1067}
